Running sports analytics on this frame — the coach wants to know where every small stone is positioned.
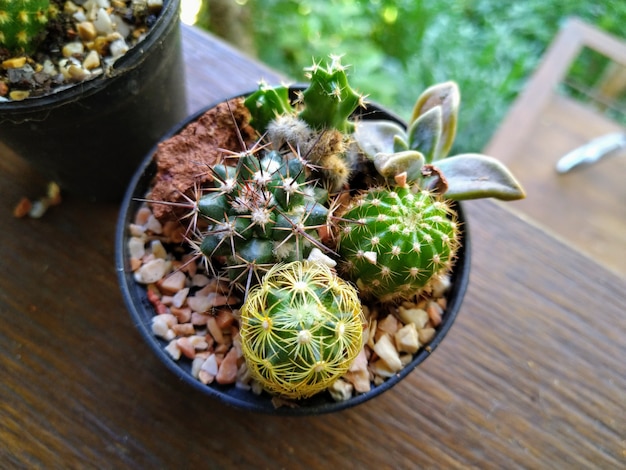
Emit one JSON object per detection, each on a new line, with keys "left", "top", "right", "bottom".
{"left": 373, "top": 333, "right": 402, "bottom": 372}
{"left": 13, "top": 197, "right": 32, "bottom": 218}
{"left": 418, "top": 327, "right": 436, "bottom": 345}
{"left": 134, "top": 206, "right": 152, "bottom": 225}
{"left": 170, "top": 306, "right": 191, "bottom": 323}
{"left": 328, "top": 378, "right": 353, "bottom": 401}
{"left": 77, "top": 21, "right": 98, "bottom": 41}
{"left": 145, "top": 214, "right": 163, "bottom": 234}
{"left": 94, "top": 8, "right": 114, "bottom": 34}
{"left": 158, "top": 271, "right": 186, "bottom": 295}
{"left": 394, "top": 323, "right": 420, "bottom": 354}
{"left": 216, "top": 347, "right": 238, "bottom": 384}
{"left": 151, "top": 313, "right": 176, "bottom": 340}
{"left": 28, "top": 200, "right": 49, "bottom": 218}
{"left": 397, "top": 306, "right": 429, "bottom": 329}
{"left": 62, "top": 42, "right": 85, "bottom": 58}
{"left": 2, "top": 57, "right": 27, "bottom": 69}
{"left": 377, "top": 314, "right": 400, "bottom": 335}
{"left": 150, "top": 239, "right": 167, "bottom": 259}
{"left": 109, "top": 38, "right": 129, "bottom": 59}
{"left": 426, "top": 301, "right": 443, "bottom": 327}
{"left": 68, "top": 65, "right": 90, "bottom": 81}
{"left": 127, "top": 237, "right": 145, "bottom": 259}
{"left": 201, "top": 354, "right": 219, "bottom": 376}
{"left": 306, "top": 247, "right": 337, "bottom": 268}
{"left": 164, "top": 339, "right": 181, "bottom": 360}
{"left": 170, "top": 288, "right": 189, "bottom": 308}
{"left": 83, "top": 50, "right": 101, "bottom": 70}
{"left": 206, "top": 316, "right": 224, "bottom": 344}
{"left": 9, "top": 90, "right": 29, "bottom": 101}
{"left": 134, "top": 258, "right": 168, "bottom": 284}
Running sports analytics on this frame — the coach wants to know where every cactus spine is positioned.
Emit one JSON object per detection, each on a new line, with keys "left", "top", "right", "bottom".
{"left": 239, "top": 261, "right": 364, "bottom": 399}
{"left": 0, "top": 0, "right": 51, "bottom": 55}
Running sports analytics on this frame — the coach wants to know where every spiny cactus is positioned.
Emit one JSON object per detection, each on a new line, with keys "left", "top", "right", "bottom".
{"left": 0, "top": 0, "right": 51, "bottom": 55}
{"left": 244, "top": 56, "right": 366, "bottom": 193}
{"left": 194, "top": 146, "right": 332, "bottom": 293}
{"left": 337, "top": 183, "right": 459, "bottom": 302}
{"left": 337, "top": 81, "right": 524, "bottom": 301}
{"left": 239, "top": 261, "right": 364, "bottom": 399}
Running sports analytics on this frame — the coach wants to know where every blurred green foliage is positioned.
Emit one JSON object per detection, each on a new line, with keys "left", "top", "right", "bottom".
{"left": 198, "top": 0, "right": 626, "bottom": 153}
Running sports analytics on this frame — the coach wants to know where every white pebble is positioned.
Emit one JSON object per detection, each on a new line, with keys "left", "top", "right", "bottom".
{"left": 373, "top": 333, "right": 402, "bottom": 372}
{"left": 94, "top": 8, "right": 114, "bottom": 34}
{"left": 306, "top": 247, "right": 337, "bottom": 268}
{"left": 134, "top": 258, "right": 168, "bottom": 284}
{"left": 110, "top": 14, "right": 130, "bottom": 37}
{"left": 200, "top": 354, "right": 219, "bottom": 376}
{"left": 62, "top": 41, "right": 84, "bottom": 57}
{"left": 151, "top": 314, "right": 177, "bottom": 340}
{"left": 328, "top": 379, "right": 353, "bottom": 402}
{"left": 145, "top": 214, "right": 163, "bottom": 234}
{"left": 127, "top": 237, "right": 145, "bottom": 259}
{"left": 397, "top": 306, "right": 429, "bottom": 329}
{"left": 394, "top": 323, "right": 420, "bottom": 354}
{"left": 109, "top": 38, "right": 129, "bottom": 59}
{"left": 164, "top": 339, "right": 181, "bottom": 360}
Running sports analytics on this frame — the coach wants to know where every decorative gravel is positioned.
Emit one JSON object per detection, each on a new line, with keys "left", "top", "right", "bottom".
{"left": 127, "top": 203, "right": 452, "bottom": 402}
{"left": 0, "top": 0, "right": 163, "bottom": 101}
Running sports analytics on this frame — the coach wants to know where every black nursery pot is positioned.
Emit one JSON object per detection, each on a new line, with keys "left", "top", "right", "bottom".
{"left": 115, "top": 92, "right": 471, "bottom": 415}
{"left": 0, "top": 0, "right": 187, "bottom": 202}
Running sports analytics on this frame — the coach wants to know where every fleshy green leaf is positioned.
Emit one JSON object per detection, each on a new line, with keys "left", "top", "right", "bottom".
{"left": 434, "top": 154, "right": 526, "bottom": 201}
{"left": 410, "top": 82, "right": 460, "bottom": 160}
{"left": 407, "top": 106, "right": 442, "bottom": 164}
{"left": 393, "top": 135, "right": 409, "bottom": 153}
{"left": 353, "top": 120, "right": 407, "bottom": 159}
{"left": 373, "top": 150, "right": 425, "bottom": 182}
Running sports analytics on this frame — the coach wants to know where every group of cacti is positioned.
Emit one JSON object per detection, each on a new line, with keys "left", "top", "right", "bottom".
{"left": 153, "top": 55, "right": 525, "bottom": 399}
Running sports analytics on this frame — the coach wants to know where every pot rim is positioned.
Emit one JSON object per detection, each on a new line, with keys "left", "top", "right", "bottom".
{"left": 115, "top": 89, "right": 471, "bottom": 415}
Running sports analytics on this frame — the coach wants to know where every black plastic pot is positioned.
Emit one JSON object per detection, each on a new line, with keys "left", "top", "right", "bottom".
{"left": 115, "top": 92, "right": 471, "bottom": 415}
{"left": 0, "top": 0, "right": 187, "bottom": 202}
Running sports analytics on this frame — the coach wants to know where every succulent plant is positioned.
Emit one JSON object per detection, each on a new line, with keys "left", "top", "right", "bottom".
{"left": 244, "top": 55, "right": 366, "bottom": 193}
{"left": 0, "top": 0, "right": 52, "bottom": 55}
{"left": 336, "top": 81, "right": 525, "bottom": 301}
{"left": 239, "top": 261, "right": 364, "bottom": 399}
{"left": 141, "top": 55, "right": 526, "bottom": 401}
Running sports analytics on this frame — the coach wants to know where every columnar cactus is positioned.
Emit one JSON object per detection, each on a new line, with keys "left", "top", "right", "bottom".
{"left": 0, "top": 0, "right": 51, "bottom": 54}
{"left": 337, "top": 183, "right": 459, "bottom": 301}
{"left": 244, "top": 55, "right": 366, "bottom": 193}
{"left": 196, "top": 147, "right": 332, "bottom": 292}
{"left": 239, "top": 261, "right": 364, "bottom": 399}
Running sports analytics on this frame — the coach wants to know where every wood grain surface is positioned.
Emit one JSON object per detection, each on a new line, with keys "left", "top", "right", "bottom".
{"left": 1, "top": 25, "right": 624, "bottom": 469}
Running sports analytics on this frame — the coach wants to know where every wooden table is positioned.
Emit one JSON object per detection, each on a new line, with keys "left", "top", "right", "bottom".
{"left": 484, "top": 18, "right": 626, "bottom": 279}
{"left": 1, "top": 26, "right": 624, "bottom": 468}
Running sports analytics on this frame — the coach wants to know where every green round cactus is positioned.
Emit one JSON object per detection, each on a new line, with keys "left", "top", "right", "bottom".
{"left": 196, "top": 148, "right": 332, "bottom": 292}
{"left": 0, "top": 0, "right": 51, "bottom": 55}
{"left": 337, "top": 184, "right": 459, "bottom": 302}
{"left": 239, "top": 261, "right": 364, "bottom": 399}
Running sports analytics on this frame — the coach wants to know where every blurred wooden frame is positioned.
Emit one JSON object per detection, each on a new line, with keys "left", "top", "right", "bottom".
{"left": 484, "top": 17, "right": 626, "bottom": 277}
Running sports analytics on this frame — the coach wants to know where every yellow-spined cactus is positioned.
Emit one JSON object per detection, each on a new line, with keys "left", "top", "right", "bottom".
{"left": 0, "top": 0, "right": 52, "bottom": 55}
{"left": 239, "top": 261, "right": 364, "bottom": 399}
